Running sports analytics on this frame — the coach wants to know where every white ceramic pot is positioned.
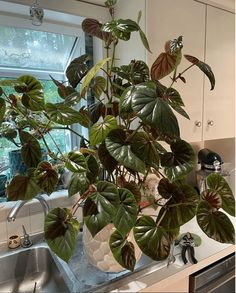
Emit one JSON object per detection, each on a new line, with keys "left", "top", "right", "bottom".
{"left": 83, "top": 223, "right": 142, "bottom": 273}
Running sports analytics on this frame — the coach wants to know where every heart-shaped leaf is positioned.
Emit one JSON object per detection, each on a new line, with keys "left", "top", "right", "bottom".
{"left": 131, "top": 132, "right": 160, "bottom": 169}
{"left": 206, "top": 173, "right": 235, "bottom": 216}
{"left": 7, "top": 174, "right": 41, "bottom": 201}
{"left": 184, "top": 55, "right": 215, "bottom": 90}
{"left": 19, "top": 131, "right": 42, "bottom": 168}
{"left": 0, "top": 98, "right": 6, "bottom": 124}
{"left": 157, "top": 184, "right": 199, "bottom": 229}
{"left": 68, "top": 173, "right": 89, "bottom": 197}
{"left": 16, "top": 75, "right": 44, "bottom": 111}
{"left": 151, "top": 52, "right": 178, "bottom": 81}
{"left": 134, "top": 215, "right": 178, "bottom": 260}
{"left": 65, "top": 151, "right": 87, "bottom": 173}
{"left": 158, "top": 178, "right": 177, "bottom": 199}
{"left": 113, "top": 188, "right": 138, "bottom": 237}
{"left": 34, "top": 161, "right": 58, "bottom": 195}
{"left": 82, "top": 18, "right": 112, "bottom": 44}
{"left": 89, "top": 115, "right": 118, "bottom": 146}
{"left": 98, "top": 142, "right": 117, "bottom": 174}
{"left": 132, "top": 82, "right": 180, "bottom": 138}
{"left": 44, "top": 208, "right": 79, "bottom": 262}
{"left": 45, "top": 103, "right": 84, "bottom": 126}
{"left": 110, "top": 230, "right": 136, "bottom": 271}
{"left": 84, "top": 181, "right": 119, "bottom": 236}
{"left": 88, "top": 101, "right": 105, "bottom": 124}
{"left": 80, "top": 57, "right": 111, "bottom": 97}
{"left": 91, "top": 76, "right": 106, "bottom": 99}
{"left": 161, "top": 140, "right": 195, "bottom": 181}
{"left": 201, "top": 189, "right": 222, "bottom": 209}
{"left": 105, "top": 129, "right": 146, "bottom": 174}
{"left": 66, "top": 54, "right": 90, "bottom": 88}
{"left": 197, "top": 201, "right": 235, "bottom": 244}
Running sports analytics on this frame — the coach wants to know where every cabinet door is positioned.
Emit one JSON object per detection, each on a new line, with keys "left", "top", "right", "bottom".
{"left": 147, "top": 0, "right": 206, "bottom": 142}
{"left": 203, "top": 6, "right": 235, "bottom": 140}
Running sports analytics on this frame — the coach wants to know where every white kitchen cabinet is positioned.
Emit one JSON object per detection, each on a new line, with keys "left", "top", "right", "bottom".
{"left": 146, "top": 0, "right": 235, "bottom": 142}
{"left": 203, "top": 6, "right": 235, "bottom": 140}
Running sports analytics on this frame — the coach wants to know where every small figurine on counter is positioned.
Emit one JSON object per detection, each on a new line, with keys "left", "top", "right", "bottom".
{"left": 179, "top": 232, "right": 198, "bottom": 265}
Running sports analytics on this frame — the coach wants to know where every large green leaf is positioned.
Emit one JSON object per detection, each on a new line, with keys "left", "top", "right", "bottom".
{"left": 197, "top": 201, "right": 235, "bottom": 244}
{"left": 119, "top": 86, "right": 135, "bottom": 115}
{"left": 68, "top": 173, "right": 89, "bottom": 197}
{"left": 44, "top": 208, "right": 79, "bottom": 262}
{"left": 110, "top": 230, "right": 136, "bottom": 271}
{"left": 16, "top": 75, "right": 44, "bottom": 111}
{"left": 98, "top": 142, "right": 117, "bottom": 174}
{"left": 89, "top": 115, "right": 118, "bottom": 146}
{"left": 7, "top": 174, "right": 41, "bottom": 201}
{"left": 131, "top": 132, "right": 159, "bottom": 169}
{"left": 82, "top": 18, "right": 112, "bottom": 44}
{"left": 133, "top": 215, "right": 178, "bottom": 260}
{"left": 156, "top": 184, "right": 199, "bottom": 229}
{"left": 184, "top": 55, "right": 215, "bottom": 90}
{"left": 84, "top": 181, "right": 119, "bottom": 236}
{"left": 0, "top": 98, "right": 6, "bottom": 124}
{"left": 105, "top": 129, "right": 146, "bottom": 174}
{"left": 132, "top": 82, "right": 180, "bottom": 138}
{"left": 113, "top": 188, "right": 138, "bottom": 237}
{"left": 86, "top": 154, "right": 99, "bottom": 183}
{"left": 206, "top": 173, "right": 235, "bottom": 216}
{"left": 34, "top": 161, "right": 58, "bottom": 195}
{"left": 45, "top": 103, "right": 84, "bottom": 126}
{"left": 66, "top": 54, "right": 90, "bottom": 88}
{"left": 65, "top": 151, "right": 87, "bottom": 173}
{"left": 80, "top": 57, "right": 111, "bottom": 97}
{"left": 161, "top": 140, "right": 195, "bottom": 181}
{"left": 19, "top": 130, "right": 42, "bottom": 168}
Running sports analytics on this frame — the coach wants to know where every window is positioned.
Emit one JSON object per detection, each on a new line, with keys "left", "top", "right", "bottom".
{"left": 0, "top": 4, "right": 94, "bottom": 175}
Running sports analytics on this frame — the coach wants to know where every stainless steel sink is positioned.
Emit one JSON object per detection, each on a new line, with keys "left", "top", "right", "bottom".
{"left": 0, "top": 245, "right": 72, "bottom": 293}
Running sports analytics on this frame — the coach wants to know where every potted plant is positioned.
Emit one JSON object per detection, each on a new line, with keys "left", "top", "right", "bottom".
{"left": 0, "top": 0, "right": 234, "bottom": 272}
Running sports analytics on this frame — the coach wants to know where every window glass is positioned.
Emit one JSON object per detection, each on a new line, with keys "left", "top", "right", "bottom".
{"left": 0, "top": 25, "right": 77, "bottom": 72}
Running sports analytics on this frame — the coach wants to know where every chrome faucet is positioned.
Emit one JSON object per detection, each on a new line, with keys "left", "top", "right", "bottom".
{"left": 7, "top": 194, "right": 50, "bottom": 222}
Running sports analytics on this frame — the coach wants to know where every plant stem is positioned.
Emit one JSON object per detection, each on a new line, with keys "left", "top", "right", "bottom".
{"left": 156, "top": 209, "right": 167, "bottom": 226}
{"left": 51, "top": 126, "right": 90, "bottom": 144}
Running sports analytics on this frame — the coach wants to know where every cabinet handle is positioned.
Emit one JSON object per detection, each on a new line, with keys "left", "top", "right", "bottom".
{"left": 207, "top": 120, "right": 214, "bottom": 126}
{"left": 195, "top": 121, "right": 202, "bottom": 127}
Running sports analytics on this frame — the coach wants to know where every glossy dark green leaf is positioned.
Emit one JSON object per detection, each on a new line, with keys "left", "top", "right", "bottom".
{"left": 16, "top": 75, "right": 44, "bottom": 111}
{"left": 86, "top": 155, "right": 99, "bottom": 183}
{"left": 161, "top": 140, "right": 195, "bottom": 181}
{"left": 184, "top": 55, "right": 215, "bottom": 90}
{"left": 157, "top": 184, "right": 199, "bottom": 229}
{"left": 88, "top": 101, "right": 104, "bottom": 124}
{"left": 89, "top": 115, "right": 118, "bottom": 146}
{"left": 105, "top": 129, "right": 146, "bottom": 174}
{"left": 132, "top": 82, "right": 180, "bottom": 138}
{"left": 119, "top": 86, "right": 135, "bottom": 115}
{"left": 19, "top": 130, "right": 42, "bottom": 168}
{"left": 134, "top": 215, "right": 178, "bottom": 260}
{"left": 201, "top": 189, "right": 222, "bottom": 209}
{"left": 91, "top": 76, "right": 106, "bottom": 99}
{"left": 84, "top": 181, "right": 119, "bottom": 236}
{"left": 66, "top": 54, "right": 90, "bottom": 88}
{"left": 158, "top": 178, "right": 177, "bottom": 199}
{"left": 206, "top": 173, "right": 235, "bottom": 216}
{"left": 45, "top": 103, "right": 84, "bottom": 126}
{"left": 122, "top": 182, "right": 141, "bottom": 204}
{"left": 65, "top": 151, "right": 87, "bottom": 173}
{"left": 98, "top": 142, "right": 117, "bottom": 174}
{"left": 64, "top": 91, "right": 81, "bottom": 106}
{"left": 131, "top": 131, "right": 159, "bottom": 169}
{"left": 110, "top": 230, "right": 136, "bottom": 271}
{"left": 0, "top": 98, "right": 6, "bottom": 124}
{"left": 68, "top": 173, "right": 89, "bottom": 197}
{"left": 197, "top": 201, "right": 235, "bottom": 244}
{"left": 44, "top": 208, "right": 79, "bottom": 262}
{"left": 80, "top": 58, "right": 111, "bottom": 97}
{"left": 78, "top": 107, "right": 90, "bottom": 128}
{"left": 113, "top": 188, "right": 138, "bottom": 237}
{"left": 34, "top": 161, "right": 58, "bottom": 195}
{"left": 82, "top": 18, "right": 112, "bottom": 44}
{"left": 7, "top": 174, "right": 41, "bottom": 201}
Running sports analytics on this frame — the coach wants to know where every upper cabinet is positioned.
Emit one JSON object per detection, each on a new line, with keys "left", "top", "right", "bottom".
{"left": 203, "top": 6, "right": 235, "bottom": 140}
{"left": 146, "top": 0, "right": 235, "bottom": 142}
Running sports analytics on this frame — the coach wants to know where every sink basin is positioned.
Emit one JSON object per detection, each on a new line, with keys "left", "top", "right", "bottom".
{"left": 0, "top": 246, "right": 71, "bottom": 293}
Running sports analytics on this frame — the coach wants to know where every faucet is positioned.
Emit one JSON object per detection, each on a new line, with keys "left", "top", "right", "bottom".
{"left": 7, "top": 194, "right": 50, "bottom": 222}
